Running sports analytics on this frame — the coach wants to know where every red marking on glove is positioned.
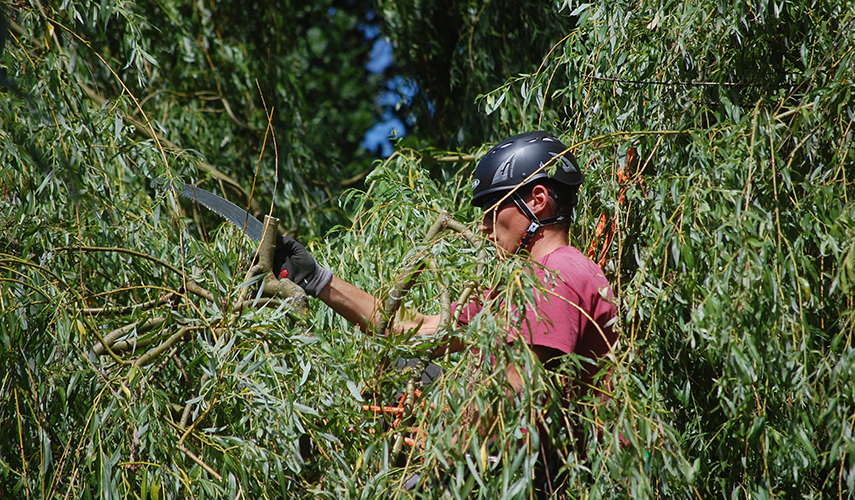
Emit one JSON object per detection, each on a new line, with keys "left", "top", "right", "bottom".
{"left": 280, "top": 269, "right": 289, "bottom": 279}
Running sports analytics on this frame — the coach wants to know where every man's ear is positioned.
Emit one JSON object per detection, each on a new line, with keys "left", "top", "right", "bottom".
{"left": 528, "top": 184, "right": 553, "bottom": 217}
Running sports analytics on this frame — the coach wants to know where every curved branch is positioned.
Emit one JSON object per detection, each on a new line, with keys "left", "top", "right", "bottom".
{"left": 0, "top": 277, "right": 55, "bottom": 301}
{"left": 92, "top": 317, "right": 168, "bottom": 355}
{"left": 377, "top": 212, "right": 453, "bottom": 335}
{"left": 56, "top": 245, "right": 183, "bottom": 277}
{"left": 57, "top": 246, "right": 216, "bottom": 303}
{"left": 0, "top": 255, "right": 65, "bottom": 283}
{"left": 377, "top": 211, "right": 486, "bottom": 336}
{"left": 184, "top": 278, "right": 214, "bottom": 303}
{"left": 82, "top": 294, "right": 171, "bottom": 315}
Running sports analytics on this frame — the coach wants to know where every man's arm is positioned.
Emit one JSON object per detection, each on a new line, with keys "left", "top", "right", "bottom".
{"left": 317, "top": 275, "right": 441, "bottom": 335}
{"left": 274, "top": 237, "right": 451, "bottom": 345}
{"left": 317, "top": 274, "right": 564, "bottom": 369}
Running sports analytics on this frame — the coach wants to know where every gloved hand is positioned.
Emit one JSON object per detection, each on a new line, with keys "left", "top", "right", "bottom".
{"left": 272, "top": 236, "right": 332, "bottom": 297}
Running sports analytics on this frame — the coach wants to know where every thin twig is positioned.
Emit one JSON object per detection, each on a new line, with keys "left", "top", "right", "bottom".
{"left": 393, "top": 377, "right": 418, "bottom": 456}
{"left": 0, "top": 255, "right": 65, "bottom": 283}
{"left": 14, "top": 389, "right": 31, "bottom": 500}
{"left": 179, "top": 397, "right": 218, "bottom": 441}
{"left": 181, "top": 373, "right": 211, "bottom": 429}
{"left": 586, "top": 75, "right": 753, "bottom": 87}
{"left": 176, "top": 444, "right": 222, "bottom": 481}
{"left": 58, "top": 246, "right": 216, "bottom": 303}
{"left": 82, "top": 296, "right": 165, "bottom": 315}
{"left": 422, "top": 154, "right": 477, "bottom": 163}
{"left": 176, "top": 395, "right": 221, "bottom": 479}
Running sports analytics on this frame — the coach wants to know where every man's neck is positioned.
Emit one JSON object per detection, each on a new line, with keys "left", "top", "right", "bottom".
{"left": 527, "top": 227, "right": 570, "bottom": 261}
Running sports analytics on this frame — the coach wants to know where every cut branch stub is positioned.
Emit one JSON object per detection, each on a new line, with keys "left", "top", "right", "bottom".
{"left": 241, "top": 215, "right": 309, "bottom": 316}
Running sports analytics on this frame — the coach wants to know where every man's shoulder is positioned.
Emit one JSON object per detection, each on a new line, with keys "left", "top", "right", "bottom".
{"left": 538, "top": 245, "right": 613, "bottom": 296}
{"left": 539, "top": 245, "right": 604, "bottom": 277}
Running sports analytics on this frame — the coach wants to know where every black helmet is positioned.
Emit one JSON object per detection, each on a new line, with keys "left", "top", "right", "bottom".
{"left": 471, "top": 131, "right": 582, "bottom": 208}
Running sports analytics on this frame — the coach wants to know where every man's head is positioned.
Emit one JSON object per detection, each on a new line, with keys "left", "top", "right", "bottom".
{"left": 472, "top": 131, "right": 582, "bottom": 254}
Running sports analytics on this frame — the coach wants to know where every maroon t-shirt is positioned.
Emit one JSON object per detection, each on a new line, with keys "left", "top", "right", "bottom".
{"left": 455, "top": 246, "right": 617, "bottom": 370}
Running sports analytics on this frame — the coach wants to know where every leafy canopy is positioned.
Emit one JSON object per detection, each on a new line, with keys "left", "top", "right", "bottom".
{"left": 2, "top": 0, "right": 855, "bottom": 498}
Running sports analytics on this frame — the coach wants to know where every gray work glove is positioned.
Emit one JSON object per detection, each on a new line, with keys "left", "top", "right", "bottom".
{"left": 273, "top": 236, "right": 332, "bottom": 297}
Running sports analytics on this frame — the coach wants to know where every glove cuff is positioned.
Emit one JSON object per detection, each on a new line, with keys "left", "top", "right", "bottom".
{"left": 301, "top": 262, "right": 332, "bottom": 297}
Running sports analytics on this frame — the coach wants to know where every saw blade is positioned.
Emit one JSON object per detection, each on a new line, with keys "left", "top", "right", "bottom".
{"left": 153, "top": 179, "right": 265, "bottom": 241}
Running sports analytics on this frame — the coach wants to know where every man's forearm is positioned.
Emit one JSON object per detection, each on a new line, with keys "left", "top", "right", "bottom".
{"left": 317, "top": 275, "right": 440, "bottom": 335}
{"left": 317, "top": 275, "right": 382, "bottom": 332}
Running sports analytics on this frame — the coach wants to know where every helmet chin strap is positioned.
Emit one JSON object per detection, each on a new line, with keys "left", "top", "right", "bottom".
{"left": 511, "top": 192, "right": 566, "bottom": 254}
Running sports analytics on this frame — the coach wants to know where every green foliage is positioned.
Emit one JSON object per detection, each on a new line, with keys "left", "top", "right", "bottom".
{"left": 376, "top": 0, "right": 578, "bottom": 147}
{"left": 479, "top": 0, "right": 855, "bottom": 497}
{"left": 4, "top": 0, "right": 382, "bottom": 238}
{"left": 2, "top": 0, "right": 855, "bottom": 498}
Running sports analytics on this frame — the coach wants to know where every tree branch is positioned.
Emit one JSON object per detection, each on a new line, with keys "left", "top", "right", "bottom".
{"left": 134, "top": 326, "right": 198, "bottom": 367}
{"left": 93, "top": 317, "right": 167, "bottom": 355}
{"left": 236, "top": 216, "right": 309, "bottom": 316}
{"left": 586, "top": 75, "right": 754, "bottom": 87}
{"left": 56, "top": 245, "right": 183, "bottom": 278}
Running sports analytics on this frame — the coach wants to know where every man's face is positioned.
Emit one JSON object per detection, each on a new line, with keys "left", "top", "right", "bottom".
{"left": 478, "top": 194, "right": 530, "bottom": 257}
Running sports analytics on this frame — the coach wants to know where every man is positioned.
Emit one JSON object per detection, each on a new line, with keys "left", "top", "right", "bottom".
{"left": 277, "top": 131, "right": 617, "bottom": 492}
{"left": 281, "top": 131, "right": 615, "bottom": 387}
